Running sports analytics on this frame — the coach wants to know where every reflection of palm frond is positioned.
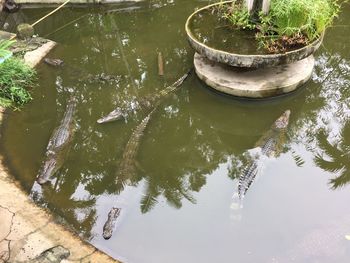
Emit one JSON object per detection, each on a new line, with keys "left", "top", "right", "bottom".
{"left": 140, "top": 193, "right": 159, "bottom": 213}
{"left": 179, "top": 187, "right": 196, "bottom": 204}
{"left": 164, "top": 189, "right": 182, "bottom": 209}
{"left": 189, "top": 172, "right": 206, "bottom": 192}
{"left": 329, "top": 169, "right": 350, "bottom": 189}
{"left": 340, "top": 122, "right": 350, "bottom": 150}
{"left": 115, "top": 180, "right": 127, "bottom": 195}
{"left": 71, "top": 198, "right": 96, "bottom": 209}
{"left": 315, "top": 122, "right": 350, "bottom": 190}
{"left": 76, "top": 209, "right": 96, "bottom": 239}
{"left": 140, "top": 181, "right": 160, "bottom": 214}
{"left": 291, "top": 151, "right": 305, "bottom": 167}
{"left": 314, "top": 154, "right": 343, "bottom": 173}
{"left": 316, "top": 130, "right": 344, "bottom": 160}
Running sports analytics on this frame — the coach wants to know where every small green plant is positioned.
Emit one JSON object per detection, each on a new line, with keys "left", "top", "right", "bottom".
{"left": 223, "top": 0, "right": 256, "bottom": 30}
{"left": 0, "top": 40, "right": 15, "bottom": 59}
{"left": 0, "top": 57, "right": 36, "bottom": 108}
{"left": 223, "top": 0, "right": 345, "bottom": 52}
{"left": 268, "top": 0, "right": 340, "bottom": 41}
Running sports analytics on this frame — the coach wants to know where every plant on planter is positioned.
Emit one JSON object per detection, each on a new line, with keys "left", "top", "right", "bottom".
{"left": 219, "top": 0, "right": 345, "bottom": 53}
{"left": 0, "top": 39, "right": 15, "bottom": 63}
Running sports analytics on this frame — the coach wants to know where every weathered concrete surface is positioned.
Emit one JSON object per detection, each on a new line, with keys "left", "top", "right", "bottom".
{"left": 23, "top": 40, "right": 56, "bottom": 68}
{"left": 0, "top": 31, "right": 57, "bottom": 68}
{"left": 0, "top": 149, "right": 119, "bottom": 262}
{"left": 194, "top": 52, "right": 314, "bottom": 98}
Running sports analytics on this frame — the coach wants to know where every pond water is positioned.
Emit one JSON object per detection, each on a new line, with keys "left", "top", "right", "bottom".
{"left": 189, "top": 2, "right": 268, "bottom": 55}
{"left": 2, "top": 1, "right": 350, "bottom": 262}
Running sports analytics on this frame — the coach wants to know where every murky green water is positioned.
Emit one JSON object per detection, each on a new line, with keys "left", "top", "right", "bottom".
{"left": 189, "top": 3, "right": 267, "bottom": 54}
{"left": 2, "top": 1, "right": 350, "bottom": 262}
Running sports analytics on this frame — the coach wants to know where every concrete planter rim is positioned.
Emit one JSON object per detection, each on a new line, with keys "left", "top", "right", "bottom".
{"left": 185, "top": 0, "right": 324, "bottom": 68}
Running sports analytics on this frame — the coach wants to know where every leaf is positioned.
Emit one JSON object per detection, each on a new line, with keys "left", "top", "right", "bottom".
{"left": 0, "top": 40, "right": 15, "bottom": 58}
{"left": 140, "top": 179, "right": 161, "bottom": 214}
{"left": 292, "top": 151, "right": 305, "bottom": 167}
{"left": 140, "top": 193, "right": 159, "bottom": 214}
{"left": 329, "top": 170, "right": 350, "bottom": 190}
{"left": 314, "top": 154, "right": 343, "bottom": 173}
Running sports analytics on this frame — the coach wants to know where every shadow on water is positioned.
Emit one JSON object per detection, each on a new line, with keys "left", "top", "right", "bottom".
{"left": 1, "top": 1, "right": 350, "bottom": 263}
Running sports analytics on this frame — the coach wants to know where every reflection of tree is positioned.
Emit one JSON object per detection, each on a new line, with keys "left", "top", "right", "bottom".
{"left": 118, "top": 102, "right": 228, "bottom": 213}
{"left": 314, "top": 121, "right": 350, "bottom": 189}
{"left": 30, "top": 173, "right": 97, "bottom": 239}
{"left": 140, "top": 175, "right": 196, "bottom": 213}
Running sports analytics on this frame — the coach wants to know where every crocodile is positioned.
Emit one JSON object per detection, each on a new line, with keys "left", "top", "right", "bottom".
{"left": 37, "top": 99, "right": 76, "bottom": 185}
{"left": 81, "top": 72, "right": 121, "bottom": 83}
{"left": 115, "top": 106, "right": 158, "bottom": 190}
{"left": 44, "top": 58, "right": 64, "bottom": 67}
{"left": 97, "top": 70, "right": 191, "bottom": 124}
{"left": 237, "top": 110, "right": 291, "bottom": 199}
{"left": 102, "top": 207, "right": 121, "bottom": 240}
{"left": 43, "top": 59, "right": 120, "bottom": 85}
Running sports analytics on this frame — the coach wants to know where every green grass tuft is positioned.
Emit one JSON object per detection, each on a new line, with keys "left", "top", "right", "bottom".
{"left": 0, "top": 58, "right": 36, "bottom": 108}
{"left": 223, "top": 0, "right": 345, "bottom": 52}
{"left": 0, "top": 40, "right": 16, "bottom": 58}
{"left": 268, "top": 0, "right": 340, "bottom": 41}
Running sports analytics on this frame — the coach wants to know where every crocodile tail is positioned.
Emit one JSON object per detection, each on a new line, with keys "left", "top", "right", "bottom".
{"left": 238, "top": 161, "right": 260, "bottom": 199}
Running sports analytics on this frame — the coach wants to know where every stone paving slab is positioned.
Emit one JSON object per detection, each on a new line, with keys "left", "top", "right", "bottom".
{"left": 23, "top": 40, "right": 56, "bottom": 68}
{"left": 0, "top": 31, "right": 15, "bottom": 40}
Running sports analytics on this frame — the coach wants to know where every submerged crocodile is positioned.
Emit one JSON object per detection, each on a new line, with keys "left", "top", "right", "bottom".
{"left": 44, "top": 58, "right": 64, "bottom": 67}
{"left": 97, "top": 70, "right": 191, "bottom": 124}
{"left": 102, "top": 207, "right": 121, "bottom": 240}
{"left": 37, "top": 99, "right": 76, "bottom": 185}
{"left": 237, "top": 110, "right": 291, "bottom": 199}
{"left": 115, "top": 106, "right": 158, "bottom": 190}
{"left": 43, "top": 58, "right": 120, "bottom": 84}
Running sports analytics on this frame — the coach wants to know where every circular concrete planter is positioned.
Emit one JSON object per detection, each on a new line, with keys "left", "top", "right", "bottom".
{"left": 185, "top": 1, "right": 323, "bottom": 68}
{"left": 194, "top": 52, "right": 314, "bottom": 98}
